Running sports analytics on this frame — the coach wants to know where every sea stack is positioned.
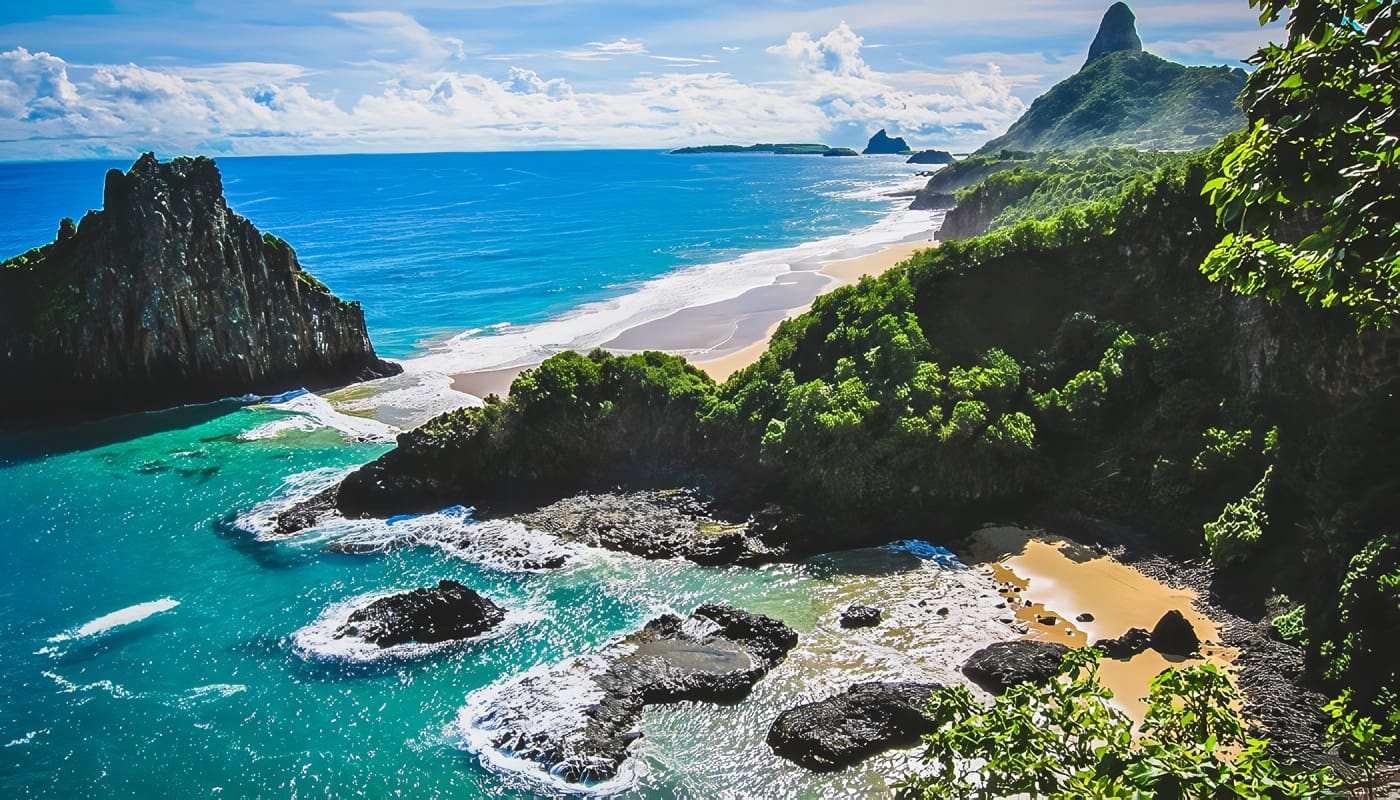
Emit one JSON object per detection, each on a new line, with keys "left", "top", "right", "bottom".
{"left": 862, "top": 129, "right": 911, "bottom": 155}
{"left": 1085, "top": 2, "right": 1143, "bottom": 66}
{"left": 0, "top": 153, "right": 401, "bottom": 425}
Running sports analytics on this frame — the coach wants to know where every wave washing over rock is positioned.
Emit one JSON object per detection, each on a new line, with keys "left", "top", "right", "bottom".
{"left": 0, "top": 153, "right": 400, "bottom": 425}
{"left": 449, "top": 604, "right": 798, "bottom": 792}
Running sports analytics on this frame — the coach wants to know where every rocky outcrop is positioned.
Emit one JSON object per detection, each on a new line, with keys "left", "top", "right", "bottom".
{"left": 1150, "top": 609, "right": 1201, "bottom": 655}
{"left": 839, "top": 604, "right": 883, "bottom": 628}
{"left": 862, "top": 129, "right": 911, "bottom": 155}
{"left": 334, "top": 580, "right": 506, "bottom": 647}
{"left": 0, "top": 153, "right": 399, "bottom": 425}
{"left": 767, "top": 682, "right": 941, "bottom": 771}
{"left": 510, "top": 489, "right": 783, "bottom": 565}
{"left": 465, "top": 604, "right": 797, "bottom": 783}
{"left": 961, "top": 640, "right": 1069, "bottom": 694}
{"left": 907, "top": 150, "right": 954, "bottom": 165}
{"left": 1085, "top": 2, "right": 1143, "bottom": 65}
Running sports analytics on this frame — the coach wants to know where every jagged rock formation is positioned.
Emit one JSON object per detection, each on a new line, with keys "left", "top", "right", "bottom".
{"left": 0, "top": 153, "right": 400, "bottom": 425}
{"left": 975, "top": 4, "right": 1245, "bottom": 153}
{"left": 862, "top": 129, "right": 912, "bottom": 155}
{"left": 1085, "top": 2, "right": 1143, "bottom": 65}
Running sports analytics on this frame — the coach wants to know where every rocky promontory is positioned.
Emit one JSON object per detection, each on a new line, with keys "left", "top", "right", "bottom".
{"left": 0, "top": 153, "right": 399, "bottom": 425}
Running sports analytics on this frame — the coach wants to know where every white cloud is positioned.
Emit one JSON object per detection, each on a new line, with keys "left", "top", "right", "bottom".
{"left": 558, "top": 37, "right": 646, "bottom": 61}
{"left": 650, "top": 55, "right": 720, "bottom": 66}
{"left": 768, "top": 21, "right": 869, "bottom": 78}
{"left": 0, "top": 18, "right": 1029, "bottom": 160}
{"left": 332, "top": 11, "right": 465, "bottom": 64}
{"left": 0, "top": 47, "right": 82, "bottom": 122}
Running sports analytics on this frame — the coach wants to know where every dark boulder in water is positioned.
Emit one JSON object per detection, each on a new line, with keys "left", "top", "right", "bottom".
{"left": 839, "top": 604, "right": 883, "bottom": 628}
{"left": 961, "top": 640, "right": 1069, "bottom": 694}
{"left": 334, "top": 580, "right": 506, "bottom": 647}
{"left": 0, "top": 153, "right": 400, "bottom": 426}
{"left": 1150, "top": 609, "right": 1200, "bottom": 655}
{"left": 767, "top": 681, "right": 941, "bottom": 771}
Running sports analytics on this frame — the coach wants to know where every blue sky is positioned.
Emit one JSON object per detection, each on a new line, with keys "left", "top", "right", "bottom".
{"left": 0, "top": 1, "right": 1282, "bottom": 160}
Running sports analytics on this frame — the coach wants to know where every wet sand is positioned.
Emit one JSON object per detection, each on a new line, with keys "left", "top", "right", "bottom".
{"left": 960, "top": 526, "right": 1236, "bottom": 722}
{"left": 449, "top": 366, "right": 525, "bottom": 400}
{"left": 448, "top": 238, "right": 934, "bottom": 395}
{"left": 691, "top": 239, "right": 932, "bottom": 382}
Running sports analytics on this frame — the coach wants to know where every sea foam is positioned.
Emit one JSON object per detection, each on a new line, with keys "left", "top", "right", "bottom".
{"left": 47, "top": 598, "right": 180, "bottom": 643}
{"left": 403, "top": 206, "right": 942, "bottom": 376}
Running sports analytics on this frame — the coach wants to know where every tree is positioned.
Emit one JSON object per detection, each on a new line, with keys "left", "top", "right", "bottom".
{"left": 1202, "top": 0, "right": 1398, "bottom": 328}
{"left": 899, "top": 649, "right": 1343, "bottom": 798}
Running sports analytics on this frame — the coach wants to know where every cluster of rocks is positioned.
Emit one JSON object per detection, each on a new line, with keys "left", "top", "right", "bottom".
{"left": 471, "top": 604, "right": 798, "bottom": 783}
{"left": 510, "top": 489, "right": 784, "bottom": 565}
{"left": 1095, "top": 609, "right": 1201, "bottom": 658}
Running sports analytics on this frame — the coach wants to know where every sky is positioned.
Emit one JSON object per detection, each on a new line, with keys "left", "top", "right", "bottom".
{"left": 0, "top": 1, "right": 1284, "bottom": 161}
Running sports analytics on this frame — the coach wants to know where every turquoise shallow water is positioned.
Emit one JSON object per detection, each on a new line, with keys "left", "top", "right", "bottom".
{"left": 0, "top": 152, "right": 983, "bottom": 797}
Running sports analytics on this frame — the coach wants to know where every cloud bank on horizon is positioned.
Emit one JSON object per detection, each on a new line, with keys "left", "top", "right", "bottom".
{"left": 0, "top": 1, "right": 1281, "bottom": 161}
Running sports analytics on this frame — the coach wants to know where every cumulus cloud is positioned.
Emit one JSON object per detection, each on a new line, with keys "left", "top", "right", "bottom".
{"left": 0, "top": 19, "right": 1028, "bottom": 160}
{"left": 768, "top": 21, "right": 870, "bottom": 78}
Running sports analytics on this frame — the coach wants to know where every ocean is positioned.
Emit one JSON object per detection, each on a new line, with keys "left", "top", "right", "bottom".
{"left": 0, "top": 150, "right": 994, "bottom": 798}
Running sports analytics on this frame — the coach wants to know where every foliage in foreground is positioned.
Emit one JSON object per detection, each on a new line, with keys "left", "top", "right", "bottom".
{"left": 1203, "top": 0, "right": 1399, "bottom": 328}
{"left": 899, "top": 649, "right": 1342, "bottom": 799}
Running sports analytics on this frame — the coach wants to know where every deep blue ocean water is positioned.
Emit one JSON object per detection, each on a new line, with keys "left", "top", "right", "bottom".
{"left": 0, "top": 151, "right": 968, "bottom": 798}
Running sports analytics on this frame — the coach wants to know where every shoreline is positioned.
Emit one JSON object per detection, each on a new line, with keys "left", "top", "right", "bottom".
{"left": 958, "top": 526, "right": 1236, "bottom": 724}
{"left": 446, "top": 237, "right": 934, "bottom": 397}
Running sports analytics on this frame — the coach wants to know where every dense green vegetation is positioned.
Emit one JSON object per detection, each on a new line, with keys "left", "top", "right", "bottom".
{"left": 936, "top": 148, "right": 1186, "bottom": 239}
{"left": 899, "top": 650, "right": 1342, "bottom": 798}
{"left": 977, "top": 50, "right": 1246, "bottom": 154}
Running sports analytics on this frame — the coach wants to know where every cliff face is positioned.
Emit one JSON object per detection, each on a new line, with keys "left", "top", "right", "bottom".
{"left": 0, "top": 153, "right": 400, "bottom": 424}
{"left": 1084, "top": 2, "right": 1143, "bottom": 66}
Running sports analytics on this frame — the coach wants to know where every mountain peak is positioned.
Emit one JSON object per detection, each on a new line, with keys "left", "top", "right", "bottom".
{"left": 1085, "top": 2, "right": 1143, "bottom": 66}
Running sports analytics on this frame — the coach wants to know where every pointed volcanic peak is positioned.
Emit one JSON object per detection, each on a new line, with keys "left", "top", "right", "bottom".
{"left": 0, "top": 153, "right": 401, "bottom": 425}
{"left": 1085, "top": 1, "right": 1143, "bottom": 66}
{"left": 973, "top": 3, "right": 1245, "bottom": 154}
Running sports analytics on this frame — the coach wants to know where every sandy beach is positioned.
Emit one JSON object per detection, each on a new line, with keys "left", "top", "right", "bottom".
{"left": 959, "top": 527, "right": 1236, "bottom": 723}
{"left": 447, "top": 238, "right": 933, "bottom": 396}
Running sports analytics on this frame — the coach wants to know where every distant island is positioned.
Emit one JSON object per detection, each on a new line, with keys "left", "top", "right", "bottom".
{"left": 669, "top": 143, "right": 845, "bottom": 155}
{"left": 862, "top": 129, "right": 912, "bottom": 155}
{"left": 907, "top": 149, "right": 954, "bottom": 165}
